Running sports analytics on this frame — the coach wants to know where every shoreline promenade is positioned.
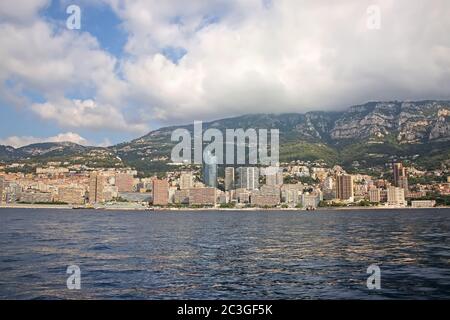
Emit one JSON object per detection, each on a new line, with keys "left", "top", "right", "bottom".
{"left": 1, "top": 203, "right": 448, "bottom": 212}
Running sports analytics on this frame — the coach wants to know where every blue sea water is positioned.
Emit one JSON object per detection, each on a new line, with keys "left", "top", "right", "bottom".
{"left": 0, "top": 208, "right": 449, "bottom": 299}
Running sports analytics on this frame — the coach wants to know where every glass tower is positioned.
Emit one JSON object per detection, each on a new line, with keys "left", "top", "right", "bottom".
{"left": 203, "top": 151, "right": 217, "bottom": 188}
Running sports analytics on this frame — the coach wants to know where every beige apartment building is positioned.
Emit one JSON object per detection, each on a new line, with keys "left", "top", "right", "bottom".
{"left": 152, "top": 179, "right": 169, "bottom": 205}
{"left": 189, "top": 188, "right": 216, "bottom": 206}
{"left": 57, "top": 186, "right": 86, "bottom": 205}
{"left": 387, "top": 186, "right": 407, "bottom": 207}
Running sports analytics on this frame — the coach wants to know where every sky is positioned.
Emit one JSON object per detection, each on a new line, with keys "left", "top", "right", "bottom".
{"left": 1, "top": 0, "right": 450, "bottom": 147}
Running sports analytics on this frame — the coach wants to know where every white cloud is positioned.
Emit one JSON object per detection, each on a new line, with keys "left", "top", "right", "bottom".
{"left": 1, "top": 0, "right": 450, "bottom": 136}
{"left": 31, "top": 98, "right": 148, "bottom": 134}
{"left": 111, "top": 0, "right": 450, "bottom": 124}
{"left": 0, "top": 18, "right": 127, "bottom": 103}
{"left": 0, "top": 7, "right": 148, "bottom": 133}
{"left": 0, "top": 132, "right": 88, "bottom": 148}
{"left": 0, "top": 0, "right": 49, "bottom": 24}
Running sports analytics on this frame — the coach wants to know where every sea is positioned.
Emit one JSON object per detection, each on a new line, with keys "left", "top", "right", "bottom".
{"left": 0, "top": 208, "right": 449, "bottom": 299}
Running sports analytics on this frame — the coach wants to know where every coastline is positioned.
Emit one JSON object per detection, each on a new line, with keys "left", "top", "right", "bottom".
{"left": 1, "top": 203, "right": 448, "bottom": 212}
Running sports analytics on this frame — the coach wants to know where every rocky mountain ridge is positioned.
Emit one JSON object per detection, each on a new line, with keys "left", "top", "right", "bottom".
{"left": 1, "top": 100, "right": 449, "bottom": 172}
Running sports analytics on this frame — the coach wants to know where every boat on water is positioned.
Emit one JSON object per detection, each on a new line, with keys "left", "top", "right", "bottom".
{"left": 72, "top": 205, "right": 95, "bottom": 210}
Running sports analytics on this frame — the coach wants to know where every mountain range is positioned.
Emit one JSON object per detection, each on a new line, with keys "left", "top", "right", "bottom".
{"left": 1, "top": 100, "right": 449, "bottom": 173}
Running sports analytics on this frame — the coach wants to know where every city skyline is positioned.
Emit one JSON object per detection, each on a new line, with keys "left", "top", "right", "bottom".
{"left": 2, "top": 0, "right": 450, "bottom": 304}
{"left": 1, "top": 158, "right": 448, "bottom": 209}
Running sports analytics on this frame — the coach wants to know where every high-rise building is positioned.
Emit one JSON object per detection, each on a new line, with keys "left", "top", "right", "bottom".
{"left": 203, "top": 151, "right": 217, "bottom": 188}
{"left": 102, "top": 185, "right": 118, "bottom": 202}
{"left": 251, "top": 184, "right": 281, "bottom": 207}
{"left": 387, "top": 186, "right": 406, "bottom": 207}
{"left": 335, "top": 174, "right": 354, "bottom": 201}
{"left": 89, "top": 171, "right": 105, "bottom": 204}
{"left": 168, "top": 186, "right": 178, "bottom": 204}
{"left": 115, "top": 173, "right": 134, "bottom": 192}
{"left": 392, "top": 161, "right": 409, "bottom": 196}
{"left": 398, "top": 176, "right": 409, "bottom": 196}
{"left": 224, "top": 167, "right": 235, "bottom": 191}
{"left": 180, "top": 172, "right": 194, "bottom": 190}
{"left": 174, "top": 189, "right": 190, "bottom": 204}
{"left": 89, "top": 172, "right": 98, "bottom": 204}
{"left": 235, "top": 188, "right": 251, "bottom": 203}
{"left": 393, "top": 162, "right": 403, "bottom": 186}
{"left": 0, "top": 176, "right": 4, "bottom": 204}
{"left": 281, "top": 184, "right": 302, "bottom": 205}
{"left": 218, "top": 192, "right": 230, "bottom": 204}
{"left": 237, "top": 167, "right": 259, "bottom": 190}
{"left": 4, "top": 182, "right": 21, "bottom": 203}
{"left": 189, "top": 188, "right": 216, "bottom": 206}
{"left": 368, "top": 188, "right": 381, "bottom": 203}
{"left": 58, "top": 186, "right": 86, "bottom": 205}
{"left": 265, "top": 166, "right": 283, "bottom": 186}
{"left": 323, "top": 176, "right": 334, "bottom": 191}
{"left": 152, "top": 179, "right": 169, "bottom": 205}
{"left": 392, "top": 162, "right": 406, "bottom": 188}
{"left": 302, "top": 192, "right": 321, "bottom": 209}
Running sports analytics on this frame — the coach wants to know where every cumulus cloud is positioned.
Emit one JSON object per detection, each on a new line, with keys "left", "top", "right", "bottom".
{"left": 0, "top": 18, "right": 128, "bottom": 104}
{"left": 1, "top": 0, "right": 450, "bottom": 137}
{"left": 31, "top": 98, "right": 148, "bottom": 134}
{"left": 0, "top": 0, "right": 49, "bottom": 24}
{"left": 0, "top": 5, "right": 148, "bottom": 133}
{"left": 111, "top": 0, "right": 450, "bottom": 124}
{"left": 0, "top": 132, "right": 88, "bottom": 148}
